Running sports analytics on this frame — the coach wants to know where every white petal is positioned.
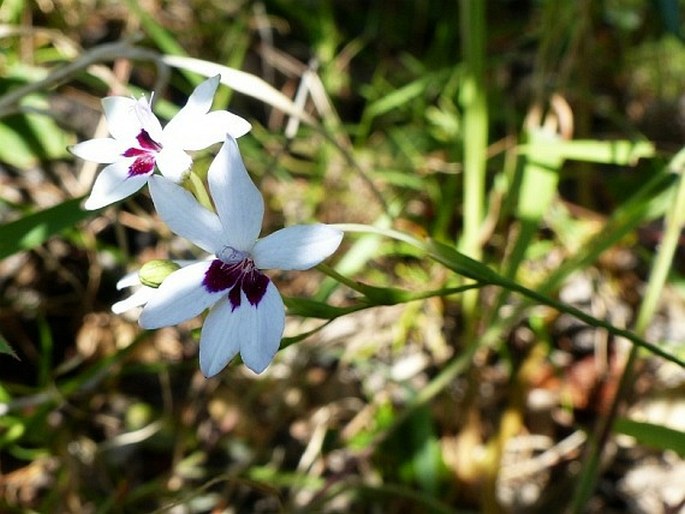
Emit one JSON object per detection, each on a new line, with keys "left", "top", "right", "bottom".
{"left": 214, "top": 111, "right": 252, "bottom": 139}
{"left": 148, "top": 176, "right": 224, "bottom": 254}
{"left": 155, "top": 146, "right": 192, "bottom": 182}
{"left": 133, "top": 96, "right": 164, "bottom": 143}
{"left": 253, "top": 224, "right": 343, "bottom": 270}
{"left": 138, "top": 261, "right": 223, "bottom": 329}
{"left": 102, "top": 97, "right": 140, "bottom": 141}
{"left": 203, "top": 111, "right": 251, "bottom": 141}
{"left": 199, "top": 281, "right": 284, "bottom": 376}
{"left": 166, "top": 110, "right": 252, "bottom": 151}
{"left": 238, "top": 282, "right": 285, "bottom": 374}
{"left": 173, "top": 258, "right": 207, "bottom": 267}
{"left": 83, "top": 161, "right": 149, "bottom": 210}
{"left": 112, "top": 286, "right": 155, "bottom": 314}
{"left": 163, "top": 75, "right": 219, "bottom": 140}
{"left": 69, "top": 138, "right": 124, "bottom": 163}
{"left": 116, "top": 271, "right": 141, "bottom": 289}
{"left": 198, "top": 298, "right": 242, "bottom": 377}
{"left": 182, "top": 75, "right": 220, "bottom": 115}
{"left": 208, "top": 136, "right": 264, "bottom": 251}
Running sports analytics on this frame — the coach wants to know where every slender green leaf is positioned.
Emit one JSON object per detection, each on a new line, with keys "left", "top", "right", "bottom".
{"left": 0, "top": 334, "right": 18, "bottom": 359}
{"left": 333, "top": 223, "right": 685, "bottom": 368}
{"left": 0, "top": 197, "right": 89, "bottom": 259}
{"left": 518, "top": 139, "right": 655, "bottom": 166}
{"left": 614, "top": 417, "right": 685, "bottom": 457}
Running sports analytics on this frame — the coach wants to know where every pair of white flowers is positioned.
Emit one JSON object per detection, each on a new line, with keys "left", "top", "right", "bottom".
{"left": 71, "top": 76, "right": 342, "bottom": 377}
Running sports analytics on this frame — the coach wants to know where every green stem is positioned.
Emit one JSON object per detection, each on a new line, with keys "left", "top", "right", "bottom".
{"left": 332, "top": 223, "right": 685, "bottom": 368}
{"left": 185, "top": 170, "right": 213, "bottom": 211}
{"left": 570, "top": 147, "right": 685, "bottom": 512}
{"left": 458, "top": 0, "right": 487, "bottom": 256}
{"left": 458, "top": 0, "right": 488, "bottom": 330}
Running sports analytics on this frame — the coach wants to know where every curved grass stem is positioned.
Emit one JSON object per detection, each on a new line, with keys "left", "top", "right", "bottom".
{"left": 570, "top": 147, "right": 685, "bottom": 512}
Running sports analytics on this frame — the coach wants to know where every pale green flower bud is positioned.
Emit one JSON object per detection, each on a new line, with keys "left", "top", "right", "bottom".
{"left": 138, "top": 260, "right": 181, "bottom": 288}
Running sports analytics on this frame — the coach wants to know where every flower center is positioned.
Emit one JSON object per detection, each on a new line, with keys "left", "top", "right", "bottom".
{"left": 203, "top": 248, "right": 269, "bottom": 311}
{"left": 217, "top": 245, "right": 247, "bottom": 263}
{"left": 122, "top": 129, "right": 163, "bottom": 176}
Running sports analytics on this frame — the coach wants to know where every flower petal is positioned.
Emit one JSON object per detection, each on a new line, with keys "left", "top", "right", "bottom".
{"left": 112, "top": 286, "right": 155, "bottom": 314}
{"left": 181, "top": 75, "right": 220, "bottom": 116}
{"left": 199, "top": 281, "right": 284, "bottom": 376}
{"left": 208, "top": 136, "right": 264, "bottom": 251}
{"left": 200, "top": 282, "right": 285, "bottom": 377}
{"left": 253, "top": 224, "right": 343, "bottom": 270}
{"left": 84, "top": 161, "right": 150, "bottom": 210}
{"left": 69, "top": 138, "right": 124, "bottom": 163}
{"left": 102, "top": 96, "right": 140, "bottom": 142}
{"left": 139, "top": 261, "right": 224, "bottom": 329}
{"left": 116, "top": 271, "right": 141, "bottom": 289}
{"left": 133, "top": 97, "right": 164, "bottom": 144}
{"left": 155, "top": 146, "right": 192, "bottom": 182}
{"left": 198, "top": 298, "right": 242, "bottom": 377}
{"left": 148, "top": 176, "right": 224, "bottom": 254}
{"left": 238, "top": 282, "right": 285, "bottom": 374}
{"left": 166, "top": 110, "right": 252, "bottom": 151}
{"left": 163, "top": 75, "right": 219, "bottom": 139}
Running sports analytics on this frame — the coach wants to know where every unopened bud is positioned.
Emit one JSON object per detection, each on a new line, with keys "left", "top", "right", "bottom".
{"left": 138, "top": 260, "right": 181, "bottom": 288}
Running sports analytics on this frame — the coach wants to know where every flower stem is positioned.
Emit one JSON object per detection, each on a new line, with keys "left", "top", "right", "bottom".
{"left": 569, "top": 147, "right": 685, "bottom": 512}
{"left": 458, "top": 0, "right": 488, "bottom": 337}
{"left": 185, "top": 171, "right": 213, "bottom": 212}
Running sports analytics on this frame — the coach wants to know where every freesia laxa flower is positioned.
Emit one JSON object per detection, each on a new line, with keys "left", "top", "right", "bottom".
{"left": 137, "top": 136, "right": 343, "bottom": 377}
{"left": 111, "top": 260, "right": 198, "bottom": 315}
{"left": 70, "top": 75, "right": 251, "bottom": 210}
{"left": 111, "top": 270, "right": 154, "bottom": 315}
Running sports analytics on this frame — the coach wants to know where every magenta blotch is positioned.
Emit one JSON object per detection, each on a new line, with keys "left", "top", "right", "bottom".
{"left": 123, "top": 129, "right": 163, "bottom": 176}
{"left": 203, "top": 258, "right": 269, "bottom": 311}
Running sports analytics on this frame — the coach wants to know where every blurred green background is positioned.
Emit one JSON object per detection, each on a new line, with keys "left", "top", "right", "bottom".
{"left": 1, "top": 1, "right": 685, "bottom": 513}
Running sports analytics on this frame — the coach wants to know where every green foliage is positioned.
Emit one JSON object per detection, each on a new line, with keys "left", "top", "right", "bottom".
{"left": 2, "top": 1, "right": 685, "bottom": 513}
{"left": 614, "top": 418, "right": 685, "bottom": 457}
{"left": 0, "top": 198, "right": 89, "bottom": 260}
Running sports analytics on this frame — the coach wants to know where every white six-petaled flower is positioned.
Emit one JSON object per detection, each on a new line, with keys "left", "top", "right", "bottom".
{"left": 136, "top": 136, "right": 343, "bottom": 377}
{"left": 70, "top": 75, "right": 251, "bottom": 210}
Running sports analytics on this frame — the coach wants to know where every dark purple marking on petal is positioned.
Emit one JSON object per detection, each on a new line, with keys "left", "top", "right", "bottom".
{"left": 127, "top": 154, "right": 156, "bottom": 176}
{"left": 243, "top": 269, "right": 269, "bottom": 306}
{"left": 203, "top": 259, "right": 242, "bottom": 292}
{"left": 136, "top": 129, "right": 163, "bottom": 152}
{"left": 228, "top": 285, "right": 242, "bottom": 310}
{"left": 122, "top": 147, "right": 147, "bottom": 158}
{"left": 202, "top": 258, "right": 270, "bottom": 312}
{"left": 121, "top": 129, "right": 162, "bottom": 177}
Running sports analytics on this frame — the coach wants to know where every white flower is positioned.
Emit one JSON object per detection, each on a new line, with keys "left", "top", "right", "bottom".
{"left": 70, "top": 75, "right": 251, "bottom": 210}
{"left": 111, "top": 271, "right": 155, "bottom": 315}
{"left": 137, "top": 136, "right": 343, "bottom": 377}
{"left": 111, "top": 260, "right": 199, "bottom": 315}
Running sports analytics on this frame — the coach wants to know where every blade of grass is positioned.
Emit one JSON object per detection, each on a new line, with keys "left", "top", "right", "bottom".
{"left": 570, "top": 146, "right": 685, "bottom": 512}
{"left": 332, "top": 223, "right": 685, "bottom": 368}
{"left": 123, "top": 0, "right": 187, "bottom": 57}
{"left": 458, "top": 0, "right": 487, "bottom": 257}
{"left": 0, "top": 39, "right": 158, "bottom": 119}
{"left": 613, "top": 418, "right": 685, "bottom": 457}
{"left": 0, "top": 333, "right": 18, "bottom": 359}
{"left": 160, "top": 55, "right": 315, "bottom": 124}
{"left": 458, "top": 0, "right": 488, "bottom": 339}
{"left": 479, "top": 161, "right": 675, "bottom": 358}
{"left": 0, "top": 197, "right": 90, "bottom": 260}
